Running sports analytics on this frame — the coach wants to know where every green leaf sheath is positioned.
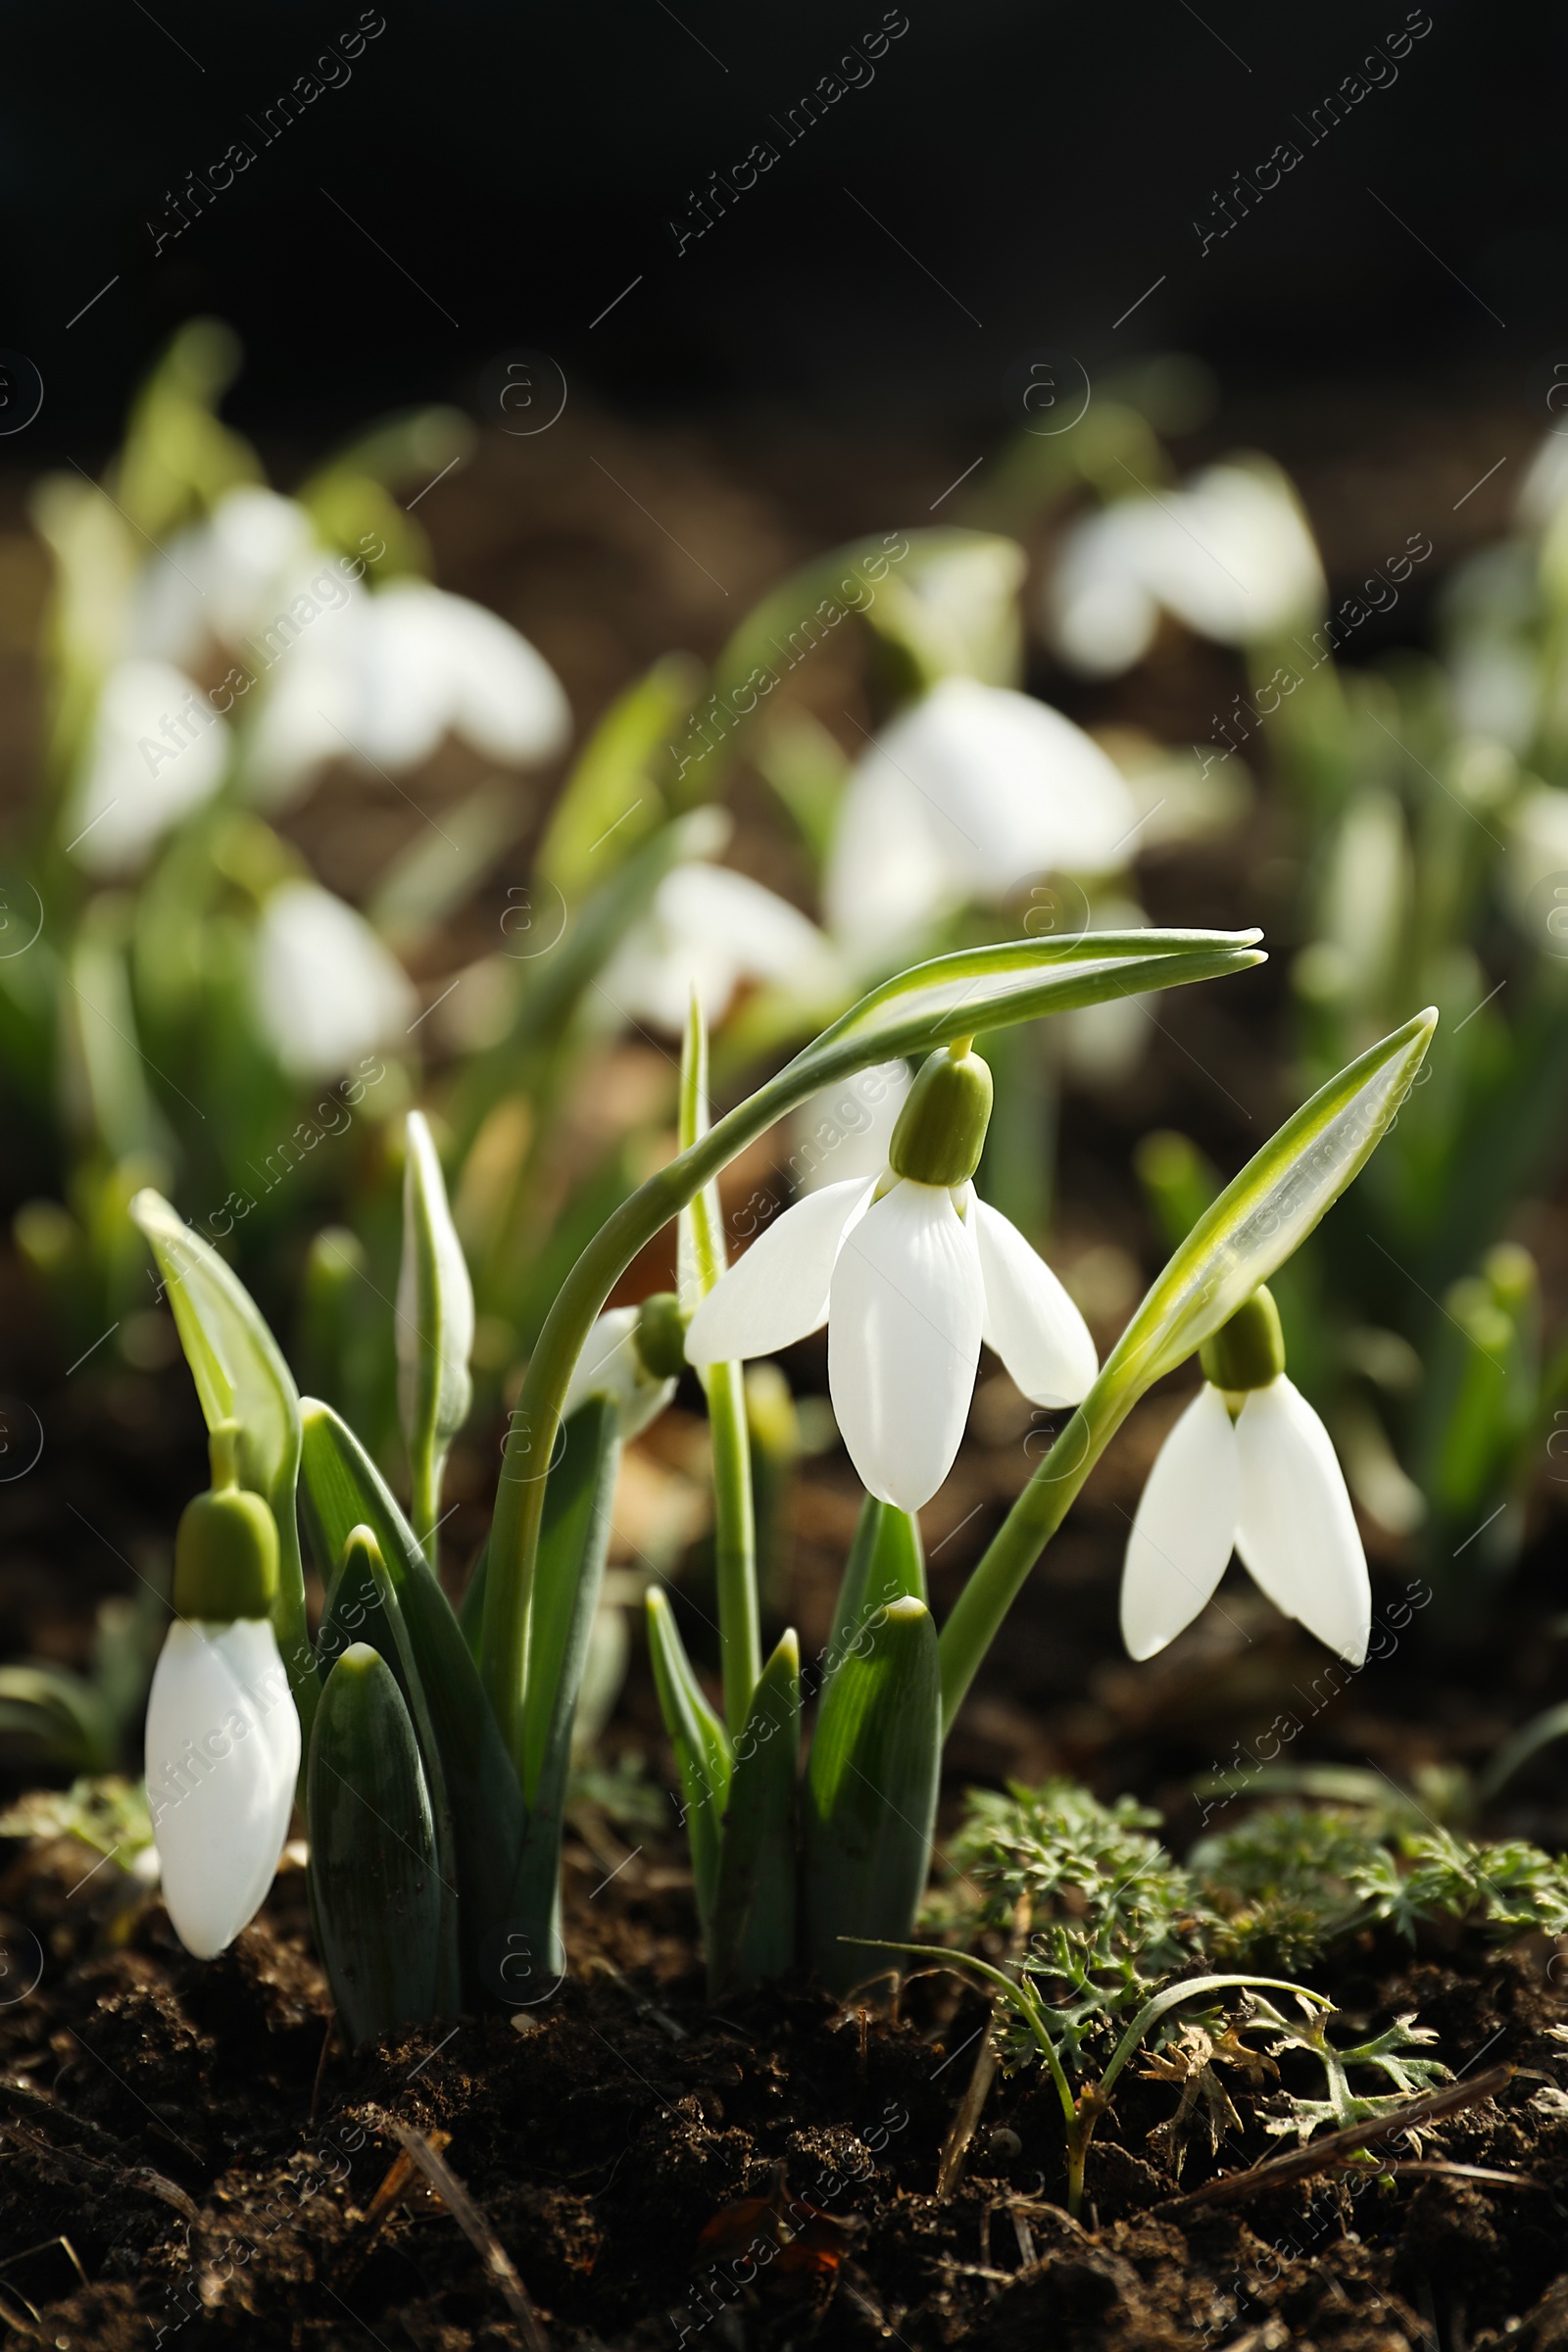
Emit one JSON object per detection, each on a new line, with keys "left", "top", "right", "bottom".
{"left": 823, "top": 1500, "right": 925, "bottom": 1697}
{"left": 308, "top": 1643, "right": 445, "bottom": 2047}
{"left": 483, "top": 930, "right": 1264, "bottom": 1771}
{"left": 802, "top": 1594, "right": 942, "bottom": 1993}
{"left": 707, "top": 1630, "right": 802, "bottom": 1999}
{"left": 300, "top": 1400, "right": 523, "bottom": 1992}
{"left": 645, "top": 1588, "right": 732, "bottom": 1929}
{"left": 513, "top": 1397, "right": 622, "bottom": 1974}
{"left": 937, "top": 1008, "right": 1439, "bottom": 1734}
{"left": 315, "top": 1528, "right": 461, "bottom": 2016}
{"left": 130, "top": 1190, "right": 313, "bottom": 1736}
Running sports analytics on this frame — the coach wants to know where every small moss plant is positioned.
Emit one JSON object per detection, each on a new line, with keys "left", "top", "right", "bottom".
{"left": 891, "top": 1778, "right": 1568, "bottom": 2211}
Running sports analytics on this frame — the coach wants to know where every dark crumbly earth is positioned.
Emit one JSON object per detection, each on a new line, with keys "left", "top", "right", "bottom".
{"left": 6, "top": 1813, "right": 1568, "bottom": 2352}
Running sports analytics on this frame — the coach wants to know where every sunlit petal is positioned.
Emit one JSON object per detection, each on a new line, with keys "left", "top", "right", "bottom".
{"left": 145, "top": 1617, "right": 300, "bottom": 1959}
{"left": 684, "top": 1177, "right": 872, "bottom": 1365}
{"left": 972, "top": 1197, "right": 1099, "bottom": 1406}
{"left": 827, "top": 1178, "right": 984, "bottom": 1509}
{"left": 1120, "top": 1382, "right": 1240, "bottom": 1660}
{"left": 1235, "top": 1375, "right": 1370, "bottom": 1664}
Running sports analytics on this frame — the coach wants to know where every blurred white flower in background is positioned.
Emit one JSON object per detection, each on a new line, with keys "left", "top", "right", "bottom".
{"left": 1046, "top": 460, "right": 1325, "bottom": 677}
{"left": 248, "top": 579, "right": 571, "bottom": 805}
{"left": 890, "top": 536, "right": 1028, "bottom": 685}
{"left": 823, "top": 676, "right": 1137, "bottom": 960}
{"left": 598, "top": 860, "right": 840, "bottom": 1032}
{"left": 131, "top": 488, "right": 325, "bottom": 667}
{"left": 68, "top": 657, "right": 231, "bottom": 874}
{"left": 252, "top": 879, "right": 416, "bottom": 1080}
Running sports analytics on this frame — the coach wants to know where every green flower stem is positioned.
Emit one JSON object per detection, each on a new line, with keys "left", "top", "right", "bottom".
{"left": 477, "top": 931, "right": 1263, "bottom": 1769}
{"left": 708, "top": 1360, "right": 760, "bottom": 1736}
{"left": 410, "top": 1442, "right": 440, "bottom": 1573}
{"left": 937, "top": 1380, "right": 1128, "bottom": 1740}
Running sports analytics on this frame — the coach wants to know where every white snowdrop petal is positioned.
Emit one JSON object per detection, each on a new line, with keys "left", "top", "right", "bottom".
{"left": 70, "top": 659, "right": 231, "bottom": 874}
{"left": 972, "top": 1198, "right": 1099, "bottom": 1407}
{"left": 1235, "top": 1376, "right": 1370, "bottom": 1665}
{"left": 145, "top": 1618, "right": 299, "bottom": 1958}
{"left": 823, "top": 751, "right": 952, "bottom": 959}
{"left": 684, "top": 1178, "right": 872, "bottom": 1365}
{"left": 827, "top": 1178, "right": 984, "bottom": 1510}
{"left": 865, "top": 676, "right": 1139, "bottom": 895}
{"left": 252, "top": 881, "right": 416, "bottom": 1081}
{"left": 1119, "top": 1383, "right": 1241, "bottom": 1660}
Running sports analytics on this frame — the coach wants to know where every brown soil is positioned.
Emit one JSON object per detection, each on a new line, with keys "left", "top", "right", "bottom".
{"left": 6, "top": 1790, "right": 1568, "bottom": 2352}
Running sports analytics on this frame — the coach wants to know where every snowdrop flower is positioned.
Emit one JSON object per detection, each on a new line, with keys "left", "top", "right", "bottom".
{"left": 564, "top": 1295, "right": 685, "bottom": 1441}
{"left": 67, "top": 658, "right": 231, "bottom": 874}
{"left": 252, "top": 879, "right": 416, "bottom": 1081}
{"left": 892, "top": 536, "right": 1027, "bottom": 684}
{"left": 599, "top": 859, "right": 841, "bottom": 1032}
{"left": 1047, "top": 462, "right": 1325, "bottom": 677}
{"left": 144, "top": 1424, "right": 300, "bottom": 1958}
{"left": 1121, "top": 1286, "right": 1369, "bottom": 1667}
{"left": 823, "top": 677, "right": 1137, "bottom": 960}
{"left": 686, "top": 1045, "right": 1097, "bottom": 1509}
{"left": 131, "top": 488, "right": 325, "bottom": 669}
{"left": 248, "top": 579, "right": 570, "bottom": 805}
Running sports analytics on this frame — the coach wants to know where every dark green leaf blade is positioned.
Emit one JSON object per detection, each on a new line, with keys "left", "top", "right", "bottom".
{"left": 707, "top": 1630, "right": 802, "bottom": 1999}
{"left": 308, "top": 1642, "right": 444, "bottom": 2046}
{"left": 803, "top": 1594, "right": 940, "bottom": 1994}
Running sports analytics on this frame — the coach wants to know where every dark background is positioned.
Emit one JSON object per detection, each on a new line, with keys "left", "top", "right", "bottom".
{"left": 0, "top": 0, "right": 1554, "bottom": 455}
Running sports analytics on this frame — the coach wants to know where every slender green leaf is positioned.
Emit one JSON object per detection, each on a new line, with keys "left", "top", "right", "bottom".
{"left": 708, "top": 1631, "right": 801, "bottom": 1999}
{"left": 130, "top": 1189, "right": 311, "bottom": 1729}
{"left": 1107, "top": 1006, "right": 1439, "bottom": 1396}
{"left": 300, "top": 1399, "right": 523, "bottom": 1994}
{"left": 309, "top": 1643, "right": 445, "bottom": 2045}
{"left": 398, "top": 1112, "right": 474, "bottom": 1559}
{"left": 645, "top": 1587, "right": 731, "bottom": 1927}
{"left": 802, "top": 1594, "right": 941, "bottom": 1993}
{"left": 536, "top": 654, "right": 700, "bottom": 900}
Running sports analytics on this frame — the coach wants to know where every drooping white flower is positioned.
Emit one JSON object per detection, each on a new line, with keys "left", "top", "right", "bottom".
{"left": 598, "top": 860, "right": 841, "bottom": 1032}
{"left": 1120, "top": 1289, "right": 1368, "bottom": 1666}
{"left": 685, "top": 1046, "right": 1096, "bottom": 1510}
{"left": 823, "top": 677, "right": 1138, "bottom": 959}
{"left": 67, "top": 658, "right": 231, "bottom": 873}
{"left": 144, "top": 1423, "right": 300, "bottom": 1959}
{"left": 144, "top": 1617, "right": 300, "bottom": 1957}
{"left": 564, "top": 1304, "right": 679, "bottom": 1441}
{"left": 1047, "top": 461, "right": 1325, "bottom": 677}
{"left": 247, "top": 579, "right": 570, "bottom": 804}
{"left": 131, "top": 488, "right": 326, "bottom": 669}
{"left": 252, "top": 880, "right": 416, "bottom": 1080}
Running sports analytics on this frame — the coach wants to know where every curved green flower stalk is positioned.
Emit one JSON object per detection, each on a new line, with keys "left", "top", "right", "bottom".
{"left": 478, "top": 924, "right": 1264, "bottom": 1769}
